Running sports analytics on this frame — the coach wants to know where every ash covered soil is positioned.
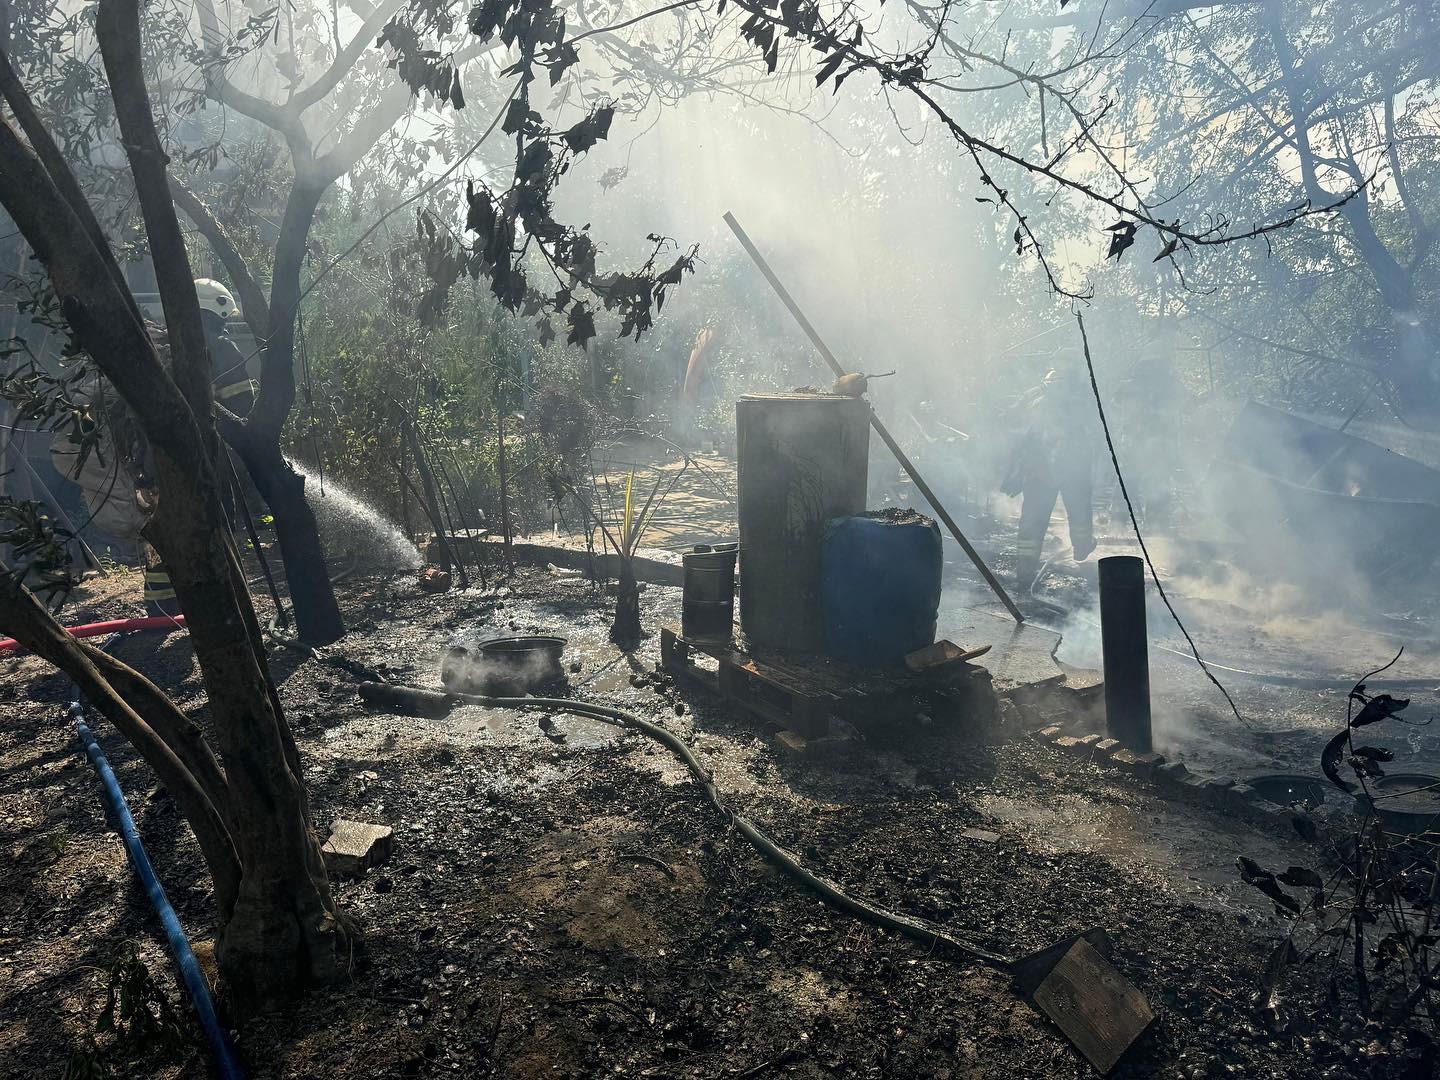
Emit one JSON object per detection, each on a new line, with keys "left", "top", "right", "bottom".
{"left": 0, "top": 564, "right": 1417, "bottom": 1079}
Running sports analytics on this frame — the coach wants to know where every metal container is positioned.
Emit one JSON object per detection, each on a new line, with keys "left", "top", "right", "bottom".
{"left": 1099, "top": 555, "right": 1152, "bottom": 752}
{"left": 1246, "top": 773, "right": 1330, "bottom": 808}
{"left": 683, "top": 543, "right": 738, "bottom": 640}
{"left": 441, "top": 634, "right": 567, "bottom": 696}
{"left": 1357, "top": 773, "right": 1440, "bottom": 835}
{"left": 736, "top": 394, "right": 869, "bottom": 651}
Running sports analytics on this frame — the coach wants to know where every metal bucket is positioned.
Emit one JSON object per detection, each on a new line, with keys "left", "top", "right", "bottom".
{"left": 1357, "top": 773, "right": 1440, "bottom": 836}
{"left": 441, "top": 634, "right": 567, "bottom": 696}
{"left": 683, "top": 543, "right": 738, "bottom": 640}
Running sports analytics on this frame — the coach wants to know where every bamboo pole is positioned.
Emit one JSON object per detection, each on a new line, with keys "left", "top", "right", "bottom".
{"left": 496, "top": 409, "right": 514, "bottom": 574}
{"left": 723, "top": 211, "right": 1023, "bottom": 624}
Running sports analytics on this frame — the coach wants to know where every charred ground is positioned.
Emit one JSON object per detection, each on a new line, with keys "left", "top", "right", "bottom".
{"left": 0, "top": 565, "right": 1423, "bottom": 1079}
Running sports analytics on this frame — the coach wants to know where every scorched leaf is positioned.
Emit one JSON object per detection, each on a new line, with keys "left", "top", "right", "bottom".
{"left": 1321, "top": 729, "right": 1356, "bottom": 793}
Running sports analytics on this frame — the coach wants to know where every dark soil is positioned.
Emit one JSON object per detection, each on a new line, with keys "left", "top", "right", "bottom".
{"left": 0, "top": 563, "right": 1428, "bottom": 1079}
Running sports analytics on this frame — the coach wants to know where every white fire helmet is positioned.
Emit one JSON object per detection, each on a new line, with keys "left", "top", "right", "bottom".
{"left": 193, "top": 278, "right": 239, "bottom": 321}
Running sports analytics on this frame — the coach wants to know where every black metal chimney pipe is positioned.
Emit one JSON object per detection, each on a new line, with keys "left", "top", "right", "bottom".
{"left": 1099, "top": 555, "right": 1152, "bottom": 752}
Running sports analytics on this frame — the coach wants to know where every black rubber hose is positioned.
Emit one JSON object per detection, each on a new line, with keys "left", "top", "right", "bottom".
{"left": 356, "top": 681, "right": 1011, "bottom": 968}
{"left": 265, "top": 617, "right": 385, "bottom": 683}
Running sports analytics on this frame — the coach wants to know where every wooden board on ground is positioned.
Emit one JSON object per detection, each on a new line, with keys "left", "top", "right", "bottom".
{"left": 904, "top": 639, "right": 990, "bottom": 672}
{"left": 1028, "top": 937, "right": 1154, "bottom": 1076}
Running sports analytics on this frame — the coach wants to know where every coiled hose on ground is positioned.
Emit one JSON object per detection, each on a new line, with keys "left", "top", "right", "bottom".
{"left": 0, "top": 615, "right": 187, "bottom": 656}
{"left": 72, "top": 705, "right": 245, "bottom": 1080}
{"left": 356, "top": 682, "right": 1012, "bottom": 969}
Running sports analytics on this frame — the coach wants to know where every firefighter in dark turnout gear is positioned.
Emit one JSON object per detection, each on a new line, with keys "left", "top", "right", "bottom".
{"left": 144, "top": 279, "right": 255, "bottom": 615}
{"left": 1002, "top": 367, "right": 1096, "bottom": 591}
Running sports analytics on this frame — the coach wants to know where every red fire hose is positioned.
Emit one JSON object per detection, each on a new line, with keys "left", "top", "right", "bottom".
{"left": 0, "top": 615, "right": 186, "bottom": 656}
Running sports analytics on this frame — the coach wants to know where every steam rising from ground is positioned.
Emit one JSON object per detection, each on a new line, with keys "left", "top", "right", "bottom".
{"left": 186, "top": 5, "right": 1440, "bottom": 641}
{"left": 440, "top": 635, "right": 566, "bottom": 695}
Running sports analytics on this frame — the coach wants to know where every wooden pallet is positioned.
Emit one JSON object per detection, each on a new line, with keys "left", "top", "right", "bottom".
{"left": 660, "top": 626, "right": 990, "bottom": 738}
{"left": 660, "top": 627, "right": 835, "bottom": 736}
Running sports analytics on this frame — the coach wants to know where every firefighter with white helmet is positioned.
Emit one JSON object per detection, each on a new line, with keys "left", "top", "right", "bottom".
{"left": 51, "top": 277, "right": 259, "bottom": 615}
{"left": 140, "top": 278, "right": 258, "bottom": 612}
{"left": 192, "top": 278, "right": 257, "bottom": 416}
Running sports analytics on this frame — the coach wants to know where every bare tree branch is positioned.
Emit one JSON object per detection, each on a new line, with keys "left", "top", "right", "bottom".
{"left": 290, "top": 0, "right": 410, "bottom": 111}
{"left": 170, "top": 178, "right": 273, "bottom": 338}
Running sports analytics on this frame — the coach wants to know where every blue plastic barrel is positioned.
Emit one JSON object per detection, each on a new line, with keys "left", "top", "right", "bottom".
{"left": 820, "top": 511, "right": 943, "bottom": 668}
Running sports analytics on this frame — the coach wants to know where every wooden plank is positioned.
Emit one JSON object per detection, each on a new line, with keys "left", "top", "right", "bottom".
{"left": 1030, "top": 938, "right": 1153, "bottom": 1076}
{"left": 1010, "top": 929, "right": 1111, "bottom": 998}
{"left": 904, "top": 639, "right": 990, "bottom": 672}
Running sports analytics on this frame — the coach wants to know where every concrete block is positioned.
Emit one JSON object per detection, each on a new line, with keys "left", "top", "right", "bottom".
{"left": 321, "top": 820, "right": 393, "bottom": 877}
{"left": 1176, "top": 774, "right": 1213, "bottom": 799}
{"left": 1094, "top": 738, "right": 1123, "bottom": 757}
{"left": 1054, "top": 736, "right": 1085, "bottom": 751}
{"left": 774, "top": 730, "right": 808, "bottom": 754}
{"left": 1075, "top": 734, "right": 1104, "bottom": 750}
{"left": 1229, "top": 783, "right": 1262, "bottom": 803}
{"left": 961, "top": 828, "right": 1002, "bottom": 844}
{"left": 1203, "top": 777, "right": 1239, "bottom": 804}
{"left": 1156, "top": 761, "right": 1190, "bottom": 782}
{"left": 1037, "top": 725, "right": 1065, "bottom": 741}
{"left": 1109, "top": 749, "right": 1164, "bottom": 775}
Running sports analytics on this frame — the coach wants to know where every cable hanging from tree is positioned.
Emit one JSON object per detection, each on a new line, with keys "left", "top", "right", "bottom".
{"left": 1074, "top": 309, "right": 1252, "bottom": 731}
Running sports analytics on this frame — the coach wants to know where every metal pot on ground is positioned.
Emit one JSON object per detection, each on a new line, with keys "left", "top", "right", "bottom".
{"left": 441, "top": 634, "right": 568, "bottom": 697}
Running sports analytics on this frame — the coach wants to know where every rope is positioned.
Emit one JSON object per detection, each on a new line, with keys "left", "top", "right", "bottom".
{"left": 1073, "top": 311, "right": 1252, "bottom": 730}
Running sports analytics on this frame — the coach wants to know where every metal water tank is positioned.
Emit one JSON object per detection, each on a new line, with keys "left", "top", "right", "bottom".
{"left": 736, "top": 393, "right": 869, "bottom": 651}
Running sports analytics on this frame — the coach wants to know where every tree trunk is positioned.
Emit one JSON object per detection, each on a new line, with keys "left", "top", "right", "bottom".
{"left": 4, "top": 0, "right": 355, "bottom": 1012}
{"left": 610, "top": 559, "right": 642, "bottom": 648}
{"left": 225, "top": 175, "right": 348, "bottom": 643}
{"left": 141, "top": 479, "right": 352, "bottom": 1008}
{"left": 409, "top": 423, "right": 455, "bottom": 576}
{"left": 230, "top": 432, "right": 345, "bottom": 645}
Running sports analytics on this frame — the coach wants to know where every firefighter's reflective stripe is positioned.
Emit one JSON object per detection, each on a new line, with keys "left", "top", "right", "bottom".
{"left": 143, "top": 569, "right": 177, "bottom": 601}
{"left": 216, "top": 379, "right": 258, "bottom": 401}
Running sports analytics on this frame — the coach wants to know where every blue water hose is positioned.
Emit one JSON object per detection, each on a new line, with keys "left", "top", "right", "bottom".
{"left": 72, "top": 703, "right": 246, "bottom": 1080}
